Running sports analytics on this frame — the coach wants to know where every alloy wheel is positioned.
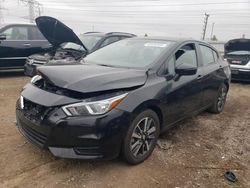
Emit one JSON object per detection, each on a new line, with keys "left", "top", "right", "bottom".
{"left": 217, "top": 86, "right": 227, "bottom": 111}
{"left": 130, "top": 117, "right": 157, "bottom": 157}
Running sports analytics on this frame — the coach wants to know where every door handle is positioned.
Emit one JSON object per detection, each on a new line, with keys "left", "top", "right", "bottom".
{"left": 197, "top": 75, "right": 203, "bottom": 80}
{"left": 23, "top": 43, "right": 31, "bottom": 47}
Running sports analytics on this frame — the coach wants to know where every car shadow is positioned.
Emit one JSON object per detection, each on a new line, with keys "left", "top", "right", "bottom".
{"left": 0, "top": 70, "right": 26, "bottom": 78}
{"left": 231, "top": 80, "right": 250, "bottom": 84}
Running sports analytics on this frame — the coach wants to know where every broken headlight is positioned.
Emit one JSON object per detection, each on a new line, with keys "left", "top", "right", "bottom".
{"left": 62, "top": 93, "right": 128, "bottom": 116}
{"left": 30, "top": 75, "right": 42, "bottom": 84}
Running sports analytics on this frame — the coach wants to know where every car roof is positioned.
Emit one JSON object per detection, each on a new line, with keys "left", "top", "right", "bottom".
{"left": 121, "top": 37, "right": 219, "bottom": 54}
{"left": 127, "top": 37, "right": 216, "bottom": 48}
{"left": 84, "top": 32, "right": 136, "bottom": 37}
{"left": 128, "top": 36, "right": 198, "bottom": 42}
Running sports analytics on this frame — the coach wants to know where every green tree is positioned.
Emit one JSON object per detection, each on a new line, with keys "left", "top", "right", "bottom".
{"left": 211, "top": 35, "right": 218, "bottom": 41}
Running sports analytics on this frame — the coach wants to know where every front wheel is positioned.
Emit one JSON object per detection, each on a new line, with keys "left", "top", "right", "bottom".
{"left": 208, "top": 84, "right": 228, "bottom": 113}
{"left": 122, "top": 109, "right": 160, "bottom": 165}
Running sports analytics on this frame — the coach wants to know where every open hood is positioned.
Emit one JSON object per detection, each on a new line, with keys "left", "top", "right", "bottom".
{"left": 224, "top": 38, "right": 250, "bottom": 54}
{"left": 35, "top": 16, "right": 88, "bottom": 52}
{"left": 37, "top": 64, "right": 147, "bottom": 94}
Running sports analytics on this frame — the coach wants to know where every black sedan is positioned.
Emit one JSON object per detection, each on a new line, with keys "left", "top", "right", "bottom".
{"left": 16, "top": 38, "right": 231, "bottom": 164}
{"left": 0, "top": 24, "right": 50, "bottom": 70}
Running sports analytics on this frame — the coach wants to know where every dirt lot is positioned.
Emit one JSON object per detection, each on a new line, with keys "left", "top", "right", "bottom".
{"left": 0, "top": 71, "right": 249, "bottom": 188}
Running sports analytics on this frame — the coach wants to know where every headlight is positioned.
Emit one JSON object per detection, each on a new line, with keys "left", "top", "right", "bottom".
{"left": 30, "top": 75, "right": 41, "bottom": 83}
{"left": 62, "top": 93, "right": 128, "bottom": 116}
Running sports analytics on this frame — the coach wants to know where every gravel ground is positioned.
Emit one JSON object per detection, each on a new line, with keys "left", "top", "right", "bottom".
{"left": 0, "top": 71, "right": 249, "bottom": 188}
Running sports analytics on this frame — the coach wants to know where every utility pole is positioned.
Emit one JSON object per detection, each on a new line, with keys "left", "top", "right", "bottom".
{"left": 0, "top": 0, "right": 5, "bottom": 24}
{"left": 210, "top": 22, "right": 215, "bottom": 40}
{"left": 201, "top": 13, "right": 209, "bottom": 40}
{"left": 19, "top": 0, "right": 42, "bottom": 23}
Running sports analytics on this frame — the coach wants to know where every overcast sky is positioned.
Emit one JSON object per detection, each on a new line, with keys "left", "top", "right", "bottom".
{"left": 1, "top": 0, "right": 250, "bottom": 41}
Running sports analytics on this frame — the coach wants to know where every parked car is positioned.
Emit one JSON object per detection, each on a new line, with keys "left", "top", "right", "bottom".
{"left": 24, "top": 16, "right": 136, "bottom": 77}
{"left": 16, "top": 38, "right": 231, "bottom": 164}
{"left": 81, "top": 31, "right": 136, "bottom": 53}
{"left": 0, "top": 24, "right": 51, "bottom": 70}
{"left": 224, "top": 38, "right": 250, "bottom": 81}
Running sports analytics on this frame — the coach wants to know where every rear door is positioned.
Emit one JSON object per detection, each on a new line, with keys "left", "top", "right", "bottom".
{"left": 198, "top": 44, "right": 224, "bottom": 107}
{"left": 28, "top": 26, "right": 51, "bottom": 54}
{"left": 0, "top": 25, "right": 31, "bottom": 69}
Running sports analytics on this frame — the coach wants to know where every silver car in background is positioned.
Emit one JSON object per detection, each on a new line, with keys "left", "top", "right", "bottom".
{"left": 224, "top": 38, "right": 250, "bottom": 81}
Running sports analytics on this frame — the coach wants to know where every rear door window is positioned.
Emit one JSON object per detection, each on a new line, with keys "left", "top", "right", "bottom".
{"left": 199, "top": 45, "right": 216, "bottom": 66}
{"left": 30, "top": 26, "right": 46, "bottom": 40}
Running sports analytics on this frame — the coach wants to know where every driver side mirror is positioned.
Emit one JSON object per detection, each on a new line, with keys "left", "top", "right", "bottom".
{"left": 175, "top": 63, "right": 197, "bottom": 76}
{"left": 0, "top": 34, "right": 6, "bottom": 40}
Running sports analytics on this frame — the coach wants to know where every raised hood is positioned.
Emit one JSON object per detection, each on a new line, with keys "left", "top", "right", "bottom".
{"left": 37, "top": 64, "right": 147, "bottom": 93}
{"left": 35, "top": 16, "right": 88, "bottom": 52}
{"left": 225, "top": 38, "right": 250, "bottom": 54}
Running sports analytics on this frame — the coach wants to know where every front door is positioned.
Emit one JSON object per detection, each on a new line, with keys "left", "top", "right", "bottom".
{"left": 0, "top": 25, "right": 31, "bottom": 69}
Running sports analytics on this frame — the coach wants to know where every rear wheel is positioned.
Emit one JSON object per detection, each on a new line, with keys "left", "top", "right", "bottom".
{"left": 208, "top": 84, "right": 228, "bottom": 113}
{"left": 122, "top": 110, "right": 160, "bottom": 165}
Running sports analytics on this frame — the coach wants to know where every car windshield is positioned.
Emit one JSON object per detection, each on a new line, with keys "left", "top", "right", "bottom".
{"left": 227, "top": 51, "right": 250, "bottom": 55}
{"left": 84, "top": 39, "right": 174, "bottom": 68}
{"left": 79, "top": 35, "right": 102, "bottom": 51}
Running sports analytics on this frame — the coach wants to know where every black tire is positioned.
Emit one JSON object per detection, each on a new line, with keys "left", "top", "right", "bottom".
{"left": 122, "top": 109, "right": 160, "bottom": 165}
{"left": 207, "top": 83, "right": 228, "bottom": 114}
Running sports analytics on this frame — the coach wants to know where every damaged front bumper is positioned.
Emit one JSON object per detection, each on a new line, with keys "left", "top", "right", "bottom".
{"left": 24, "top": 59, "right": 46, "bottom": 77}
{"left": 16, "top": 84, "right": 131, "bottom": 160}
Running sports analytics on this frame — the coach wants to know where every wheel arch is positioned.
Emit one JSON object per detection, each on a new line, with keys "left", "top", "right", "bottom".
{"left": 130, "top": 100, "right": 164, "bottom": 130}
{"left": 224, "top": 81, "right": 229, "bottom": 91}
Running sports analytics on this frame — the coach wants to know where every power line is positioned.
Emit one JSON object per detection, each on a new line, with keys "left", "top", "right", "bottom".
{"left": 44, "top": 8, "right": 250, "bottom": 15}
{"left": 47, "top": 10, "right": 250, "bottom": 18}
{"left": 39, "top": 1, "right": 250, "bottom": 7}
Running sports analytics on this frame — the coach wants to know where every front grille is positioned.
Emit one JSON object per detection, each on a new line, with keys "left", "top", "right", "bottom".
{"left": 33, "top": 60, "right": 46, "bottom": 65}
{"left": 23, "top": 98, "right": 51, "bottom": 124}
{"left": 19, "top": 121, "right": 47, "bottom": 147}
